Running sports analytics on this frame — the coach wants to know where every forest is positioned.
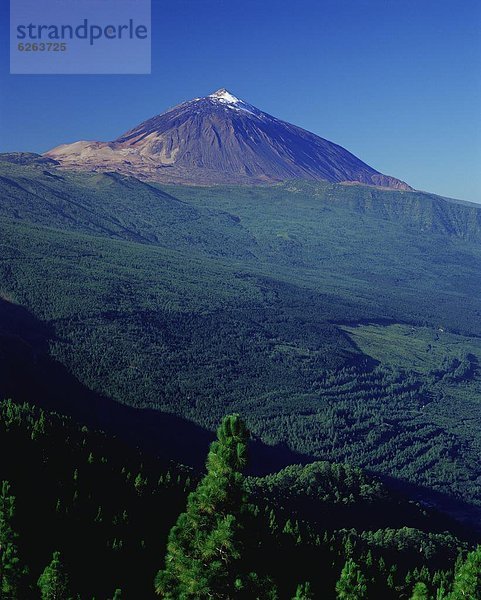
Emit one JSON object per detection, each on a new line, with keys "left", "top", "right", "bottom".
{"left": 0, "top": 401, "right": 479, "bottom": 599}
{"left": 0, "top": 154, "right": 481, "bottom": 597}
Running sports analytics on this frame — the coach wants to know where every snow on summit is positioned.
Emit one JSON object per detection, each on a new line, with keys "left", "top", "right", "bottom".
{"left": 207, "top": 89, "right": 257, "bottom": 116}
{"left": 209, "top": 89, "right": 242, "bottom": 104}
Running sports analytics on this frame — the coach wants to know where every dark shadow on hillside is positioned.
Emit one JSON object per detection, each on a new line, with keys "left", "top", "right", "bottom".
{"left": 1, "top": 299, "right": 481, "bottom": 538}
{"left": 376, "top": 472, "right": 481, "bottom": 541}
{"left": 0, "top": 298, "right": 308, "bottom": 473}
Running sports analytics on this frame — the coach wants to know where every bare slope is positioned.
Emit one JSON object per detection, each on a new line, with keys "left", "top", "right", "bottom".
{"left": 45, "top": 89, "right": 411, "bottom": 189}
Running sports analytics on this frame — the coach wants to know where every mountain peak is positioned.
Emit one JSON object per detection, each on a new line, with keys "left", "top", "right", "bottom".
{"left": 44, "top": 89, "right": 412, "bottom": 190}
{"left": 208, "top": 88, "right": 242, "bottom": 104}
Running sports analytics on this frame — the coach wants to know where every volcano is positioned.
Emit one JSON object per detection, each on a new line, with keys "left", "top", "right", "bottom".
{"left": 45, "top": 88, "right": 411, "bottom": 189}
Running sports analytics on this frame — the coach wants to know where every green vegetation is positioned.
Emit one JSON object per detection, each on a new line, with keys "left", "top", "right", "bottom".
{"left": 0, "top": 403, "right": 478, "bottom": 599}
{"left": 0, "top": 155, "right": 480, "bottom": 526}
{"left": 292, "top": 582, "right": 314, "bottom": 599}
{"left": 155, "top": 415, "right": 276, "bottom": 599}
{"left": 0, "top": 481, "right": 25, "bottom": 599}
{"left": 449, "top": 546, "right": 481, "bottom": 599}
{"left": 336, "top": 559, "right": 368, "bottom": 599}
{"left": 0, "top": 398, "right": 191, "bottom": 598}
{"left": 37, "top": 552, "right": 71, "bottom": 600}
{"left": 340, "top": 324, "right": 481, "bottom": 375}
{"left": 1, "top": 154, "right": 481, "bottom": 598}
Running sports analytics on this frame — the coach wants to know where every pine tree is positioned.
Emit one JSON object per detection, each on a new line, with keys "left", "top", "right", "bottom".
{"left": 292, "top": 581, "right": 315, "bottom": 599}
{"left": 435, "top": 586, "right": 447, "bottom": 600}
{"left": 134, "top": 473, "right": 147, "bottom": 495}
{"left": 335, "top": 558, "right": 368, "bottom": 600}
{"left": 155, "top": 415, "right": 275, "bottom": 599}
{"left": 31, "top": 410, "right": 47, "bottom": 440}
{"left": 449, "top": 546, "right": 481, "bottom": 599}
{"left": 37, "top": 551, "right": 71, "bottom": 600}
{"left": 0, "top": 481, "right": 24, "bottom": 599}
{"left": 411, "top": 581, "right": 430, "bottom": 600}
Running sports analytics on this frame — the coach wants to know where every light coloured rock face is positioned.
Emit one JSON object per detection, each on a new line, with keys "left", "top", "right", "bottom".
{"left": 45, "top": 89, "right": 412, "bottom": 189}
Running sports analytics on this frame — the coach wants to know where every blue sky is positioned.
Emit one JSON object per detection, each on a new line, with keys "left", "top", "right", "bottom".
{"left": 1, "top": 0, "right": 480, "bottom": 202}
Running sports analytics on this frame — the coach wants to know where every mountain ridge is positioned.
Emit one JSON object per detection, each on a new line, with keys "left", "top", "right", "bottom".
{"left": 45, "top": 89, "right": 412, "bottom": 189}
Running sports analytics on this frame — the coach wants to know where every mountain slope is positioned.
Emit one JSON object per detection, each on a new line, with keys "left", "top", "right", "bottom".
{"left": 1, "top": 154, "right": 481, "bottom": 527}
{"left": 45, "top": 89, "right": 411, "bottom": 189}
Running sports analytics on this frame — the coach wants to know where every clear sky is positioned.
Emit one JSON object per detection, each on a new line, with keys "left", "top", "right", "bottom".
{"left": 1, "top": 0, "right": 480, "bottom": 202}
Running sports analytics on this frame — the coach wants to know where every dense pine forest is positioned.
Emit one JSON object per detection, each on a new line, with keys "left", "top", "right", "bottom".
{"left": 0, "top": 401, "right": 480, "bottom": 599}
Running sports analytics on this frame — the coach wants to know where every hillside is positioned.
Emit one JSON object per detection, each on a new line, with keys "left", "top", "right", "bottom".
{"left": 0, "top": 154, "right": 480, "bottom": 528}
{"left": 0, "top": 400, "right": 475, "bottom": 599}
